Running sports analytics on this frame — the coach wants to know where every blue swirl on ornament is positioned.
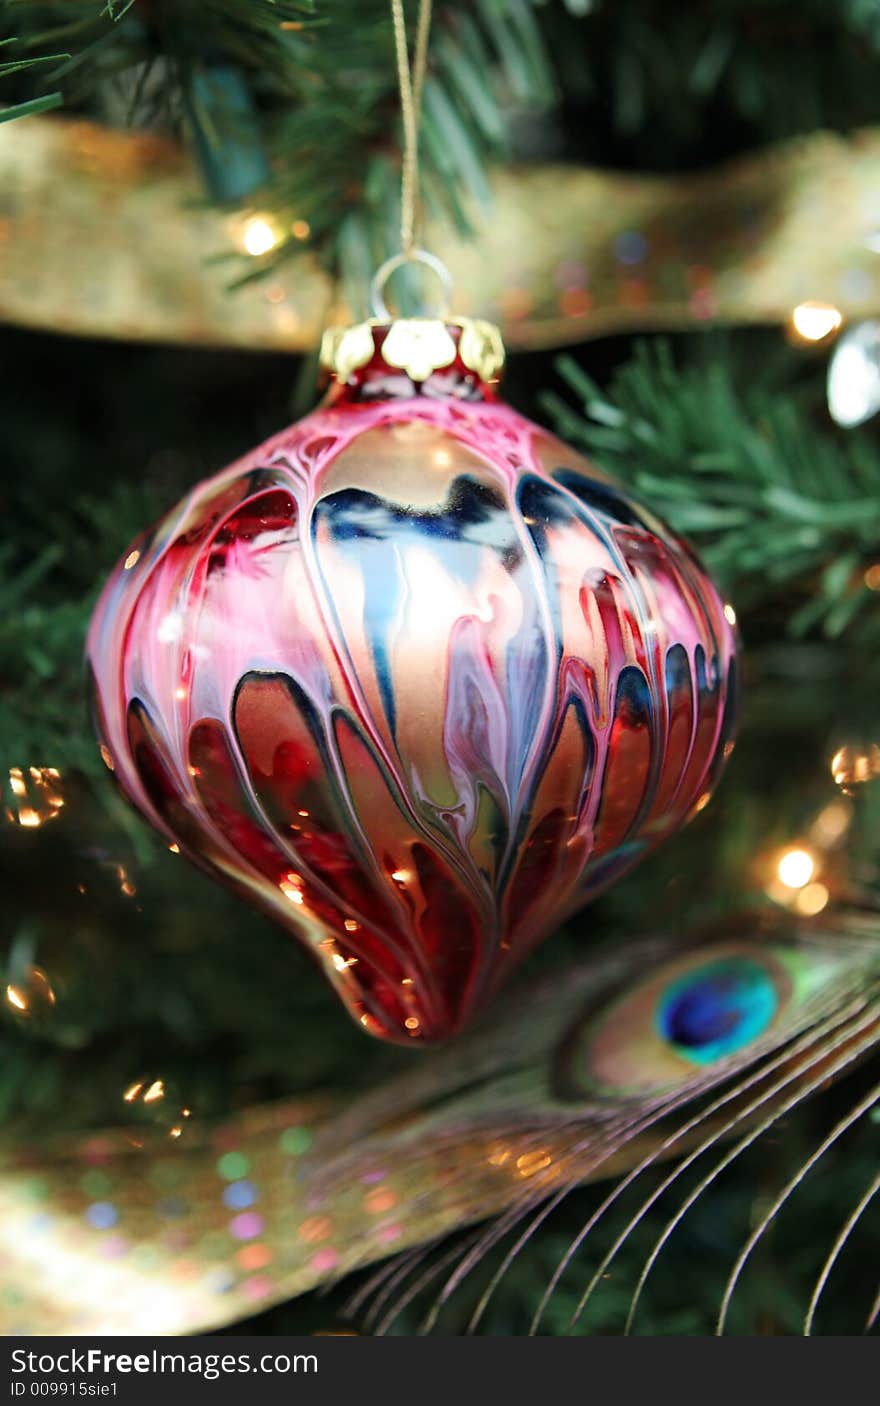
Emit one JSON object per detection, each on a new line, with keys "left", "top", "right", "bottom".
{"left": 551, "top": 468, "right": 653, "bottom": 531}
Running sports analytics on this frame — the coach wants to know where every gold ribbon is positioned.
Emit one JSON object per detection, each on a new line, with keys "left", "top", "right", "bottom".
{"left": 2, "top": 118, "right": 880, "bottom": 351}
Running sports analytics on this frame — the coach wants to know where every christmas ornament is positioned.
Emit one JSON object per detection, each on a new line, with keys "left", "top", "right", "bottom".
{"left": 827, "top": 320, "right": 880, "bottom": 427}
{"left": 87, "top": 290, "right": 737, "bottom": 1043}
{"left": 87, "top": 0, "right": 736, "bottom": 1044}
{"left": 0, "top": 915, "right": 875, "bottom": 1335}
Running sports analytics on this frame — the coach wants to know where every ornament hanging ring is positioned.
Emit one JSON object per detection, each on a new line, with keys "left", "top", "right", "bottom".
{"left": 370, "top": 248, "right": 453, "bottom": 321}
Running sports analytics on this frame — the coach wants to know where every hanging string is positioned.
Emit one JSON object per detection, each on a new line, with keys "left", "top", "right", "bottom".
{"left": 370, "top": 0, "right": 447, "bottom": 318}
{"left": 390, "top": 0, "right": 433, "bottom": 258}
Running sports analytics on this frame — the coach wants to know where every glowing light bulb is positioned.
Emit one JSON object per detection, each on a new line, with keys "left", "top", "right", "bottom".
{"left": 830, "top": 743, "right": 880, "bottom": 790}
{"left": 777, "top": 847, "right": 816, "bottom": 889}
{"left": 790, "top": 301, "right": 843, "bottom": 344}
{"left": 240, "top": 216, "right": 280, "bottom": 257}
{"left": 795, "top": 882, "right": 830, "bottom": 916}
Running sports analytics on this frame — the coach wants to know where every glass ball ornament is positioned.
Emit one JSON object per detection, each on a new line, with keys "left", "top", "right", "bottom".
{"left": 87, "top": 316, "right": 738, "bottom": 1045}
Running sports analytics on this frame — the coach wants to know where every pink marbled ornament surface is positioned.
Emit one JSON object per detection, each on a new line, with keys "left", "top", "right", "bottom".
{"left": 88, "top": 329, "right": 737, "bottom": 1043}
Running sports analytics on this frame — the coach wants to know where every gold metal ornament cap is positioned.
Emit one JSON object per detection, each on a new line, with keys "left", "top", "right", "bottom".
{"left": 320, "top": 249, "right": 505, "bottom": 388}
{"left": 319, "top": 314, "right": 506, "bottom": 386}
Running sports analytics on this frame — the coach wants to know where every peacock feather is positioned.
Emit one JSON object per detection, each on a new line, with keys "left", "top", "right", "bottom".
{"left": 1, "top": 909, "right": 876, "bottom": 1335}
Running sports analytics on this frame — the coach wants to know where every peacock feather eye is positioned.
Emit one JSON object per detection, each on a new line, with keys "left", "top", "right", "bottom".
{"left": 554, "top": 941, "right": 825, "bottom": 1100}
{"left": 656, "top": 957, "right": 779, "bottom": 1065}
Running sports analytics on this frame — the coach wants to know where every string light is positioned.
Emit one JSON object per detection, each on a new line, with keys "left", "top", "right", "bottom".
{"left": 765, "top": 789, "right": 856, "bottom": 911}
{"left": 776, "top": 847, "right": 816, "bottom": 889}
{"left": 234, "top": 215, "right": 282, "bottom": 258}
{"left": 789, "top": 300, "right": 843, "bottom": 344}
{"left": 830, "top": 742, "right": 880, "bottom": 792}
{"left": 794, "top": 882, "right": 830, "bottom": 916}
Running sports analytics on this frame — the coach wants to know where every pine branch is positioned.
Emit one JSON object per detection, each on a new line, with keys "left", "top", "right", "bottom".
{"left": 0, "top": 478, "right": 167, "bottom": 808}
{"left": 545, "top": 0, "right": 880, "bottom": 159}
{"left": 0, "top": 36, "right": 66, "bottom": 119}
{"left": 4, "top": 1, "right": 556, "bottom": 300}
{"left": 546, "top": 339, "right": 880, "bottom": 649}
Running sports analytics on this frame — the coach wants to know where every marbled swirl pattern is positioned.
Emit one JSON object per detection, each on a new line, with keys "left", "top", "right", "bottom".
{"left": 88, "top": 375, "right": 737, "bottom": 1043}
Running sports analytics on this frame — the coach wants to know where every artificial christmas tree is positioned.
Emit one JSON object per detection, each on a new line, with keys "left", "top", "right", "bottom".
{"left": 2, "top": 0, "right": 879, "bottom": 1337}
